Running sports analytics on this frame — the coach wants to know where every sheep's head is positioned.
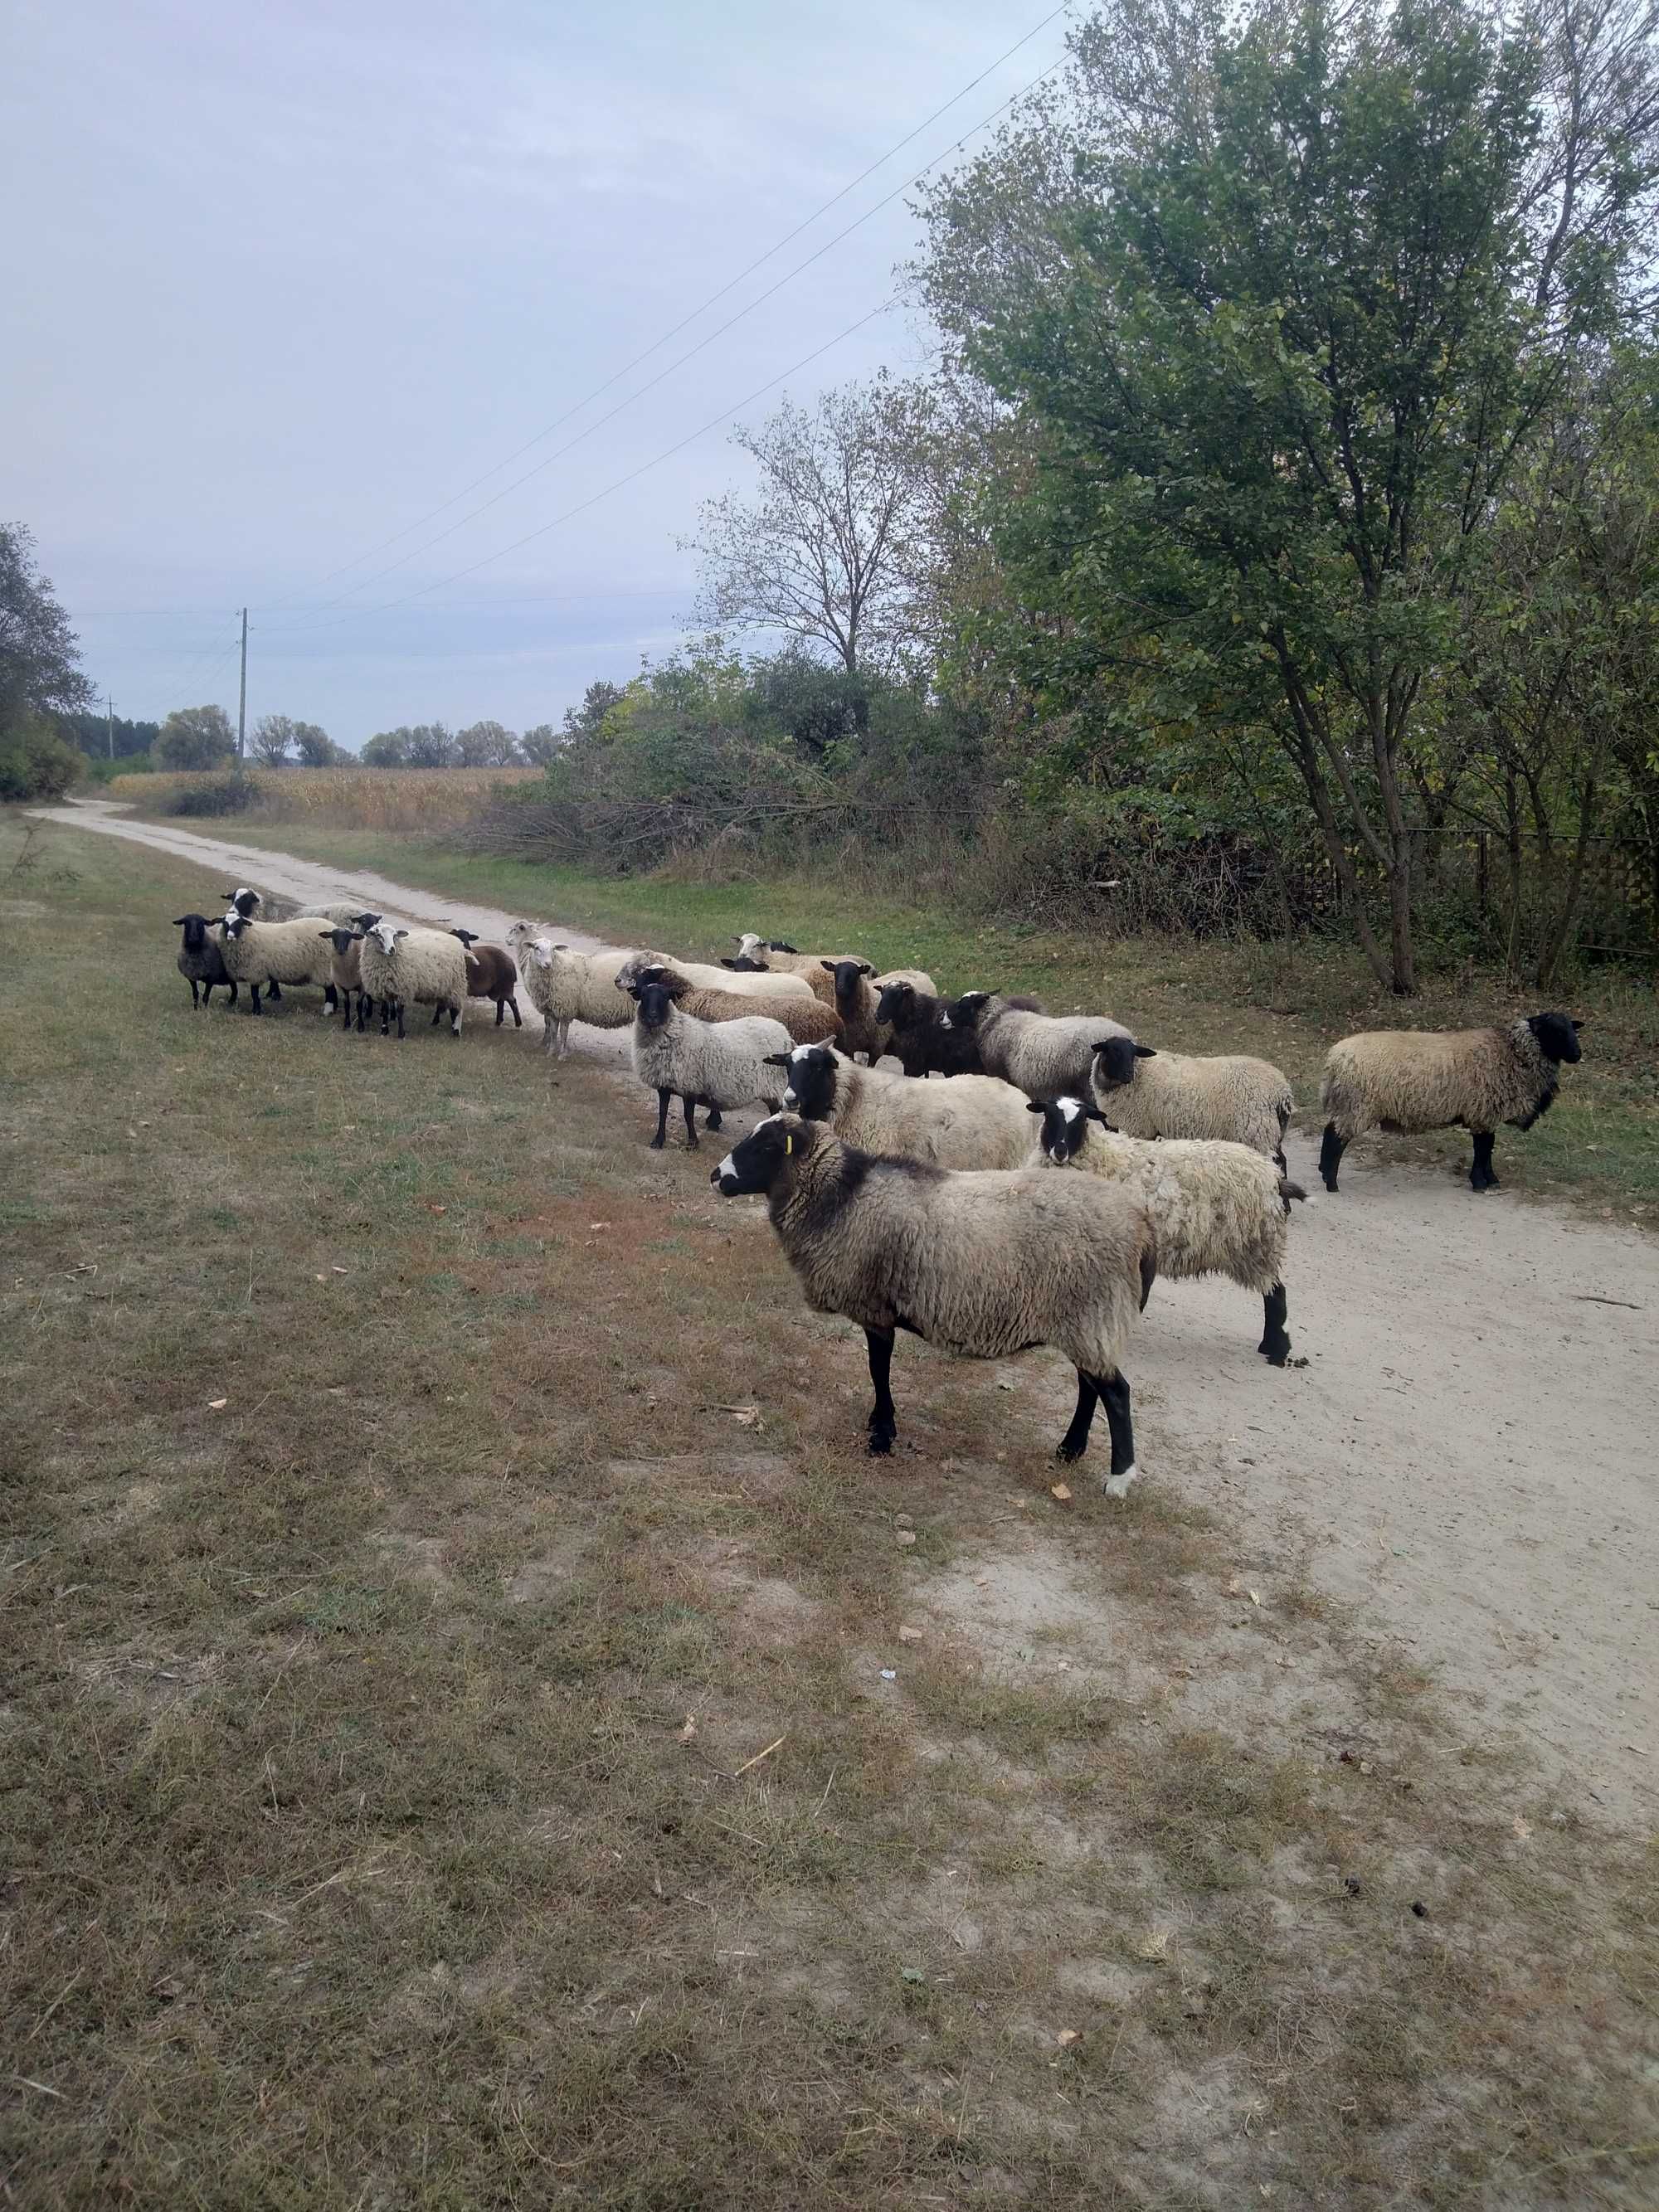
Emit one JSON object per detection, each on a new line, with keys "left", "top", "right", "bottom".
{"left": 1028, "top": 1096, "right": 1111, "bottom": 1165}
{"left": 771, "top": 1043, "right": 837, "bottom": 1120}
{"left": 364, "top": 921, "right": 405, "bottom": 958}
{"left": 873, "top": 979, "right": 917, "bottom": 1027}
{"left": 348, "top": 911, "right": 382, "bottom": 932}
{"left": 450, "top": 927, "right": 480, "bottom": 948}
{"left": 1090, "top": 1037, "right": 1155, "bottom": 1091}
{"left": 221, "top": 887, "right": 261, "bottom": 917}
{"left": 319, "top": 926, "right": 358, "bottom": 955}
{"left": 722, "top": 956, "right": 768, "bottom": 972}
{"left": 221, "top": 914, "right": 252, "bottom": 940}
{"left": 938, "top": 989, "right": 990, "bottom": 1033}
{"left": 173, "top": 913, "right": 212, "bottom": 950}
{"left": 628, "top": 976, "right": 687, "bottom": 1028}
{"left": 1528, "top": 1012, "right": 1584, "bottom": 1065}
{"left": 820, "top": 957, "right": 875, "bottom": 1012}
{"left": 710, "top": 1113, "right": 815, "bottom": 1198}
{"left": 734, "top": 932, "right": 765, "bottom": 960}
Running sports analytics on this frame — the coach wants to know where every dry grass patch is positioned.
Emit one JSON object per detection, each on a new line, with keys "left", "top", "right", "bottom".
{"left": 2, "top": 814, "right": 1656, "bottom": 2210}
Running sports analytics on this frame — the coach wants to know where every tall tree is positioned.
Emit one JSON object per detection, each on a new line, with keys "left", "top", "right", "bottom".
{"left": 155, "top": 704, "right": 235, "bottom": 771}
{"left": 249, "top": 712, "right": 296, "bottom": 767}
{"left": 454, "top": 718, "right": 521, "bottom": 766}
{"left": 1, "top": 522, "right": 93, "bottom": 732}
{"left": 292, "top": 721, "right": 338, "bottom": 767}
{"left": 688, "top": 376, "right": 930, "bottom": 676}
{"left": 921, "top": 0, "right": 1659, "bottom": 990}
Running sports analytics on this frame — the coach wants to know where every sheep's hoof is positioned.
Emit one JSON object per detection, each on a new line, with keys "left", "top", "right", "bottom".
{"left": 867, "top": 1432, "right": 894, "bottom": 1457}
{"left": 1321, "top": 1176, "right": 1340, "bottom": 1194}
{"left": 649, "top": 1135, "right": 665, "bottom": 1150}
{"left": 1261, "top": 1341, "right": 1291, "bottom": 1367}
{"left": 1056, "top": 1437, "right": 1087, "bottom": 1464}
{"left": 1102, "top": 1464, "right": 1140, "bottom": 1500}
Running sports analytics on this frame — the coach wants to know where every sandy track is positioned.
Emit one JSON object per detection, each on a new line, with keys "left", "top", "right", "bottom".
{"left": 33, "top": 800, "right": 1659, "bottom": 1826}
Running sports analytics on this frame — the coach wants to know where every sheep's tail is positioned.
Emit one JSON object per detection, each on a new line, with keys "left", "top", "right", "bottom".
{"left": 1139, "top": 1230, "right": 1158, "bottom": 1313}
{"left": 1279, "top": 1177, "right": 1310, "bottom": 1212}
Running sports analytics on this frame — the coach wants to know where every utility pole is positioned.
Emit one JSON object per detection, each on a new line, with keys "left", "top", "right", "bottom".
{"left": 236, "top": 608, "right": 248, "bottom": 764}
{"left": 106, "top": 693, "right": 114, "bottom": 761}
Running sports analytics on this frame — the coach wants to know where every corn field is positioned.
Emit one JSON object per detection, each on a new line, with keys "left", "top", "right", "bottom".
{"left": 108, "top": 766, "right": 542, "bottom": 832}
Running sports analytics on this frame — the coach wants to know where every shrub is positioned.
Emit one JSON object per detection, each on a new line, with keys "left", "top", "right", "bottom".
{"left": 0, "top": 714, "right": 82, "bottom": 803}
{"left": 158, "top": 774, "right": 259, "bottom": 818}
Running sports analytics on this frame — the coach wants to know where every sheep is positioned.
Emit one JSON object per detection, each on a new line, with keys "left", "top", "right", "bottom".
{"left": 1317, "top": 1013, "right": 1584, "bottom": 1194}
{"left": 772, "top": 1043, "right": 1037, "bottom": 1170}
{"left": 221, "top": 889, "right": 362, "bottom": 1007}
{"left": 873, "top": 979, "right": 985, "bottom": 1078}
{"left": 173, "top": 914, "right": 238, "bottom": 1009}
{"left": 504, "top": 926, "right": 641, "bottom": 1057}
{"left": 450, "top": 929, "right": 522, "bottom": 1028}
{"left": 216, "top": 914, "right": 338, "bottom": 1014}
{"left": 1033, "top": 1097, "right": 1307, "bottom": 1365}
{"left": 629, "top": 975, "right": 791, "bottom": 1149}
{"left": 628, "top": 961, "right": 842, "bottom": 1046}
{"left": 355, "top": 920, "right": 469, "bottom": 1040}
{"left": 614, "top": 950, "right": 813, "bottom": 1003}
{"left": 710, "top": 1114, "right": 1157, "bottom": 1488}
{"left": 942, "top": 991, "right": 1131, "bottom": 1101}
{"left": 1089, "top": 1037, "right": 1296, "bottom": 1169}
{"left": 727, "top": 936, "right": 853, "bottom": 1008}
{"left": 820, "top": 959, "right": 939, "bottom": 1062}
{"left": 317, "top": 926, "right": 373, "bottom": 1033}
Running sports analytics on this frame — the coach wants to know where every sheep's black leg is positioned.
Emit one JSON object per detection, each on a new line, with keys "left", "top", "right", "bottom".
{"left": 1470, "top": 1131, "right": 1498, "bottom": 1191}
{"left": 267, "top": 980, "right": 282, "bottom": 1003}
{"left": 682, "top": 1094, "right": 699, "bottom": 1149}
{"left": 1058, "top": 1371, "right": 1099, "bottom": 1462}
{"left": 395, "top": 1002, "right": 406, "bottom": 1040}
{"left": 651, "top": 1089, "right": 672, "bottom": 1149}
{"left": 431, "top": 1002, "right": 444, "bottom": 1026}
{"left": 865, "top": 1327, "right": 898, "bottom": 1456}
{"left": 1098, "top": 1372, "right": 1137, "bottom": 1495}
{"left": 1259, "top": 1282, "right": 1291, "bottom": 1365}
{"left": 250, "top": 983, "right": 262, "bottom": 1015}
{"left": 703, "top": 1101, "right": 723, "bottom": 1131}
{"left": 508, "top": 994, "right": 521, "bottom": 1028}
{"left": 494, "top": 998, "right": 505, "bottom": 1027}
{"left": 226, "top": 980, "right": 238, "bottom": 1006}
{"left": 188, "top": 977, "right": 200, "bottom": 1008}
{"left": 1319, "top": 1121, "right": 1346, "bottom": 1193}
{"left": 324, "top": 984, "right": 338, "bottom": 1013}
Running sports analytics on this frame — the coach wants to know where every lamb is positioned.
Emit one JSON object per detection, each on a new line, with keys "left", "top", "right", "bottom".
{"left": 355, "top": 920, "right": 470, "bottom": 1039}
{"left": 615, "top": 950, "right": 813, "bottom": 1003}
{"left": 1318, "top": 1014, "right": 1584, "bottom": 1194}
{"left": 1090, "top": 1037, "right": 1296, "bottom": 1169}
{"left": 873, "top": 979, "right": 984, "bottom": 1077}
{"left": 942, "top": 991, "right": 1131, "bottom": 1101}
{"left": 1033, "top": 1097, "right": 1307, "bottom": 1365}
{"left": 711, "top": 1114, "right": 1157, "bottom": 1489}
{"left": 504, "top": 926, "right": 641, "bottom": 1057}
{"left": 317, "top": 926, "right": 373, "bottom": 1033}
{"left": 173, "top": 914, "right": 238, "bottom": 1009}
{"left": 629, "top": 962, "right": 842, "bottom": 1046}
{"left": 820, "top": 959, "right": 939, "bottom": 1062}
{"left": 628, "top": 975, "right": 791, "bottom": 1149}
{"left": 216, "top": 914, "right": 338, "bottom": 1014}
{"left": 450, "top": 929, "right": 522, "bottom": 1028}
{"left": 773, "top": 1043, "right": 1037, "bottom": 1170}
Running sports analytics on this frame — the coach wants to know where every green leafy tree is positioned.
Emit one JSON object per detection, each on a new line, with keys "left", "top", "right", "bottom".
{"left": 293, "top": 722, "right": 338, "bottom": 767}
{"left": 1, "top": 522, "right": 93, "bottom": 733}
{"left": 455, "top": 718, "right": 521, "bottom": 766}
{"left": 404, "top": 722, "right": 456, "bottom": 767}
{"left": 249, "top": 712, "right": 296, "bottom": 767}
{"left": 0, "top": 711, "right": 81, "bottom": 800}
{"left": 921, "top": 0, "right": 1659, "bottom": 989}
{"left": 58, "top": 711, "right": 159, "bottom": 761}
{"left": 518, "top": 721, "right": 562, "bottom": 766}
{"left": 360, "top": 727, "right": 410, "bottom": 767}
{"left": 155, "top": 704, "right": 235, "bottom": 771}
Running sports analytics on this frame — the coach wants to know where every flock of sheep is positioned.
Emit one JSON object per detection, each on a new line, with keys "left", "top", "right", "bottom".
{"left": 172, "top": 892, "right": 1584, "bottom": 1490}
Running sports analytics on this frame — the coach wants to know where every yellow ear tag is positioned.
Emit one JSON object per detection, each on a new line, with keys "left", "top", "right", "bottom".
{"left": 783, "top": 1132, "right": 794, "bottom": 1155}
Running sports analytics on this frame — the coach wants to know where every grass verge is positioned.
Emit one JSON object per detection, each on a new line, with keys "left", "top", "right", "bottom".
{"left": 3, "top": 811, "right": 1656, "bottom": 2209}
{"left": 133, "top": 812, "right": 1659, "bottom": 1223}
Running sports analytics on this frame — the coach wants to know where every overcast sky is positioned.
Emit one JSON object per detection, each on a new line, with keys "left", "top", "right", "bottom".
{"left": 2, "top": 0, "right": 1066, "bottom": 747}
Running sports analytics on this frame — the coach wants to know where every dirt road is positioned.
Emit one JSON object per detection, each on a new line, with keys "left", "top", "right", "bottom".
{"left": 33, "top": 799, "right": 1659, "bottom": 1826}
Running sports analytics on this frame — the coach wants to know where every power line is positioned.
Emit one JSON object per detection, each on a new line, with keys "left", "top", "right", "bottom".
{"left": 260, "top": 3, "right": 1072, "bottom": 615}
{"left": 260, "top": 48, "right": 1067, "bottom": 631}
{"left": 265, "top": 297, "right": 901, "bottom": 631}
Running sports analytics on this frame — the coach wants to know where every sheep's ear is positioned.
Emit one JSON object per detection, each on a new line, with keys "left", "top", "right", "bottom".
{"left": 626, "top": 984, "right": 642, "bottom": 999}
{"left": 819, "top": 959, "right": 838, "bottom": 973}
{"left": 720, "top": 957, "right": 738, "bottom": 968}
{"left": 394, "top": 928, "right": 409, "bottom": 942}
{"left": 1570, "top": 1018, "right": 1584, "bottom": 1031}
{"left": 1025, "top": 1100, "right": 1047, "bottom": 1114}
{"left": 318, "top": 929, "right": 334, "bottom": 940}
{"left": 762, "top": 1053, "right": 792, "bottom": 1067}
{"left": 1133, "top": 1044, "right": 1156, "bottom": 1058}
{"left": 1086, "top": 1106, "right": 1110, "bottom": 1123}
{"left": 858, "top": 961, "right": 874, "bottom": 975}
{"left": 172, "top": 916, "right": 191, "bottom": 926}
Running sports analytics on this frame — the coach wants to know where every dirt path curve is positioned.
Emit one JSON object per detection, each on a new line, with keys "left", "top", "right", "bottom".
{"left": 32, "top": 800, "right": 1659, "bottom": 1826}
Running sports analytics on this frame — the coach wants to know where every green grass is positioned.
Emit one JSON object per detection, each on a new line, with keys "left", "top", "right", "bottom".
{"left": 3, "top": 810, "right": 1657, "bottom": 2209}
{"left": 157, "top": 813, "right": 1659, "bottom": 1223}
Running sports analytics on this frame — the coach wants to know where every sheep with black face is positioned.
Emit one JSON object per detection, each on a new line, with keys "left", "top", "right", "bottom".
{"left": 173, "top": 914, "right": 237, "bottom": 1009}
{"left": 1090, "top": 1036, "right": 1296, "bottom": 1168}
{"left": 873, "top": 979, "right": 984, "bottom": 1077}
{"left": 941, "top": 991, "right": 1131, "bottom": 1102}
{"left": 1318, "top": 1014, "right": 1584, "bottom": 1194}
{"left": 711, "top": 1113, "right": 1158, "bottom": 1488}
{"left": 773, "top": 1043, "right": 1035, "bottom": 1169}
{"left": 1033, "top": 1096, "right": 1307, "bottom": 1366}
{"left": 450, "top": 929, "right": 522, "bottom": 1029}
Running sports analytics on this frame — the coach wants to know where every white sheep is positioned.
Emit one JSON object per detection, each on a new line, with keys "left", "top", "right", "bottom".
{"left": 504, "top": 927, "right": 641, "bottom": 1057}
{"left": 615, "top": 950, "right": 813, "bottom": 1003}
{"left": 216, "top": 915, "right": 338, "bottom": 1014}
{"left": 774, "top": 1044, "right": 1036, "bottom": 1169}
{"left": 629, "top": 973, "right": 791, "bottom": 1148}
{"left": 1090, "top": 1037, "right": 1296, "bottom": 1167}
{"left": 1034, "top": 1097, "right": 1307, "bottom": 1365}
{"left": 356, "top": 921, "right": 469, "bottom": 1039}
